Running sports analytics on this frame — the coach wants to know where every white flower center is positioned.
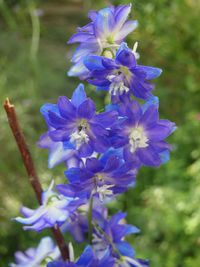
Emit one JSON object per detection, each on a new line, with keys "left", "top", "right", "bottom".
{"left": 129, "top": 126, "right": 149, "bottom": 153}
{"left": 70, "top": 129, "right": 89, "bottom": 148}
{"left": 70, "top": 120, "right": 89, "bottom": 148}
{"left": 107, "top": 66, "right": 132, "bottom": 96}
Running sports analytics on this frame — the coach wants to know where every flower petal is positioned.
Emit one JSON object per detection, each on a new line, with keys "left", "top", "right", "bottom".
{"left": 103, "top": 156, "right": 121, "bottom": 173}
{"left": 64, "top": 168, "right": 83, "bottom": 183}
{"left": 68, "top": 61, "right": 89, "bottom": 79}
{"left": 84, "top": 55, "right": 105, "bottom": 71}
{"left": 67, "top": 32, "right": 95, "bottom": 44}
{"left": 102, "top": 57, "right": 120, "bottom": 70}
{"left": 137, "top": 146, "right": 161, "bottom": 167}
{"left": 79, "top": 142, "right": 93, "bottom": 157}
{"left": 146, "top": 124, "right": 172, "bottom": 141}
{"left": 116, "top": 49, "right": 136, "bottom": 67}
{"left": 71, "top": 83, "right": 87, "bottom": 108}
{"left": 48, "top": 143, "right": 73, "bottom": 169}
{"left": 86, "top": 158, "right": 104, "bottom": 173}
{"left": 136, "top": 65, "right": 162, "bottom": 80}
{"left": 114, "top": 4, "right": 132, "bottom": 32}
{"left": 139, "top": 105, "right": 159, "bottom": 127}
{"left": 115, "top": 241, "right": 135, "bottom": 257}
{"left": 94, "top": 7, "right": 115, "bottom": 38}
{"left": 115, "top": 20, "right": 138, "bottom": 41}
{"left": 94, "top": 110, "right": 118, "bottom": 127}
{"left": 78, "top": 99, "right": 96, "bottom": 119}
{"left": 49, "top": 129, "right": 71, "bottom": 142}
{"left": 57, "top": 96, "right": 76, "bottom": 119}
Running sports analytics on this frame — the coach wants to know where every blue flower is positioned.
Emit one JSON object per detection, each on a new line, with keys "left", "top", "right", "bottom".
{"left": 84, "top": 43, "right": 162, "bottom": 100}
{"left": 91, "top": 211, "right": 150, "bottom": 266}
{"left": 47, "top": 246, "right": 114, "bottom": 267}
{"left": 37, "top": 132, "right": 82, "bottom": 169}
{"left": 9, "top": 237, "right": 60, "bottom": 267}
{"left": 92, "top": 212, "right": 140, "bottom": 259}
{"left": 14, "top": 181, "right": 83, "bottom": 231}
{"left": 111, "top": 99, "right": 176, "bottom": 167}
{"left": 40, "top": 84, "right": 117, "bottom": 158}
{"left": 67, "top": 4, "right": 138, "bottom": 78}
{"left": 57, "top": 152, "right": 136, "bottom": 201}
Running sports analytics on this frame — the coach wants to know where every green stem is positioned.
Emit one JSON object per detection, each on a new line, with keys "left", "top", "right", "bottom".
{"left": 29, "top": 2, "right": 40, "bottom": 63}
{"left": 88, "top": 195, "right": 94, "bottom": 244}
{"left": 93, "top": 221, "right": 121, "bottom": 258}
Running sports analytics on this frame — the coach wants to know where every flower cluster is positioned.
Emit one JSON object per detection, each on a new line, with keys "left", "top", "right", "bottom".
{"left": 12, "top": 4, "right": 176, "bottom": 267}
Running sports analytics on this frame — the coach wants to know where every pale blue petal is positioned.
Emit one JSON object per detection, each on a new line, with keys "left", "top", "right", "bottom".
{"left": 115, "top": 20, "right": 138, "bottom": 41}
{"left": 48, "top": 142, "right": 73, "bottom": 169}
{"left": 35, "top": 237, "right": 54, "bottom": 262}
{"left": 94, "top": 7, "right": 115, "bottom": 38}
{"left": 68, "top": 61, "right": 89, "bottom": 79}
{"left": 71, "top": 83, "right": 87, "bottom": 107}
{"left": 114, "top": 4, "right": 132, "bottom": 32}
{"left": 14, "top": 208, "right": 46, "bottom": 225}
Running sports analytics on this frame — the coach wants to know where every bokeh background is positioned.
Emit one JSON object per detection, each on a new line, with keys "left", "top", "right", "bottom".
{"left": 0, "top": 0, "right": 200, "bottom": 266}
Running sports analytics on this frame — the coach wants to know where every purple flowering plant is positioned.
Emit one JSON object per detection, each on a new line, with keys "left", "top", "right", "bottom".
{"left": 9, "top": 3, "right": 176, "bottom": 267}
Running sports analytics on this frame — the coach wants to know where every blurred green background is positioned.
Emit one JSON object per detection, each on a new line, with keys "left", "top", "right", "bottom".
{"left": 0, "top": 0, "right": 200, "bottom": 266}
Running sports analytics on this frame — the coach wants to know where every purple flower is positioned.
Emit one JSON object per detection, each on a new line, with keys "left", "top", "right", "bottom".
{"left": 9, "top": 237, "right": 60, "bottom": 267}
{"left": 84, "top": 43, "right": 162, "bottom": 100}
{"left": 40, "top": 84, "right": 117, "bottom": 158}
{"left": 57, "top": 152, "right": 136, "bottom": 201}
{"left": 67, "top": 4, "right": 138, "bottom": 78}
{"left": 112, "top": 98, "right": 176, "bottom": 167}
{"left": 14, "top": 181, "right": 83, "bottom": 231}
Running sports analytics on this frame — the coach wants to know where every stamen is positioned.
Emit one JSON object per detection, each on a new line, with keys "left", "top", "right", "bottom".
{"left": 107, "top": 74, "right": 129, "bottom": 95}
{"left": 132, "top": 41, "right": 140, "bottom": 59}
{"left": 96, "top": 184, "right": 114, "bottom": 201}
{"left": 109, "top": 81, "right": 130, "bottom": 95}
{"left": 68, "top": 242, "right": 75, "bottom": 262}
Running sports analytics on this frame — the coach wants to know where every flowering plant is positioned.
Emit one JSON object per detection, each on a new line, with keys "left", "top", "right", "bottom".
{"left": 6, "top": 4, "right": 176, "bottom": 267}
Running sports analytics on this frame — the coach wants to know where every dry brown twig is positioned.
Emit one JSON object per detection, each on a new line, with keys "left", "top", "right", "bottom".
{"left": 3, "top": 98, "right": 69, "bottom": 261}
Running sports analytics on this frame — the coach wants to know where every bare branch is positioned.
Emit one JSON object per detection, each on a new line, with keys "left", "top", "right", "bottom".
{"left": 4, "top": 98, "right": 69, "bottom": 261}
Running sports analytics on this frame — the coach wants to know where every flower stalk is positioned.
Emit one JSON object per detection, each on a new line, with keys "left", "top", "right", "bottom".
{"left": 88, "top": 195, "right": 94, "bottom": 244}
